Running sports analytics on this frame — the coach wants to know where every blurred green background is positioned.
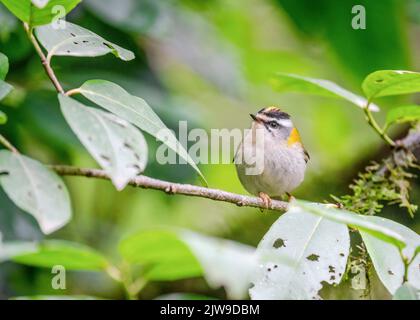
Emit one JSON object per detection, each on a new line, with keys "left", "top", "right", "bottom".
{"left": 0, "top": 0, "right": 419, "bottom": 299}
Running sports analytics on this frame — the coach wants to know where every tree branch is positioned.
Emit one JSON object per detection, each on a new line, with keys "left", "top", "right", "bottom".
{"left": 23, "top": 23, "right": 65, "bottom": 94}
{"left": 49, "top": 165, "right": 290, "bottom": 212}
{"left": 49, "top": 125, "right": 420, "bottom": 213}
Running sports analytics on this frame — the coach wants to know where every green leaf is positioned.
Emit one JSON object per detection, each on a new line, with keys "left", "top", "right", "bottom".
{"left": 293, "top": 200, "right": 416, "bottom": 251}
{"left": 360, "top": 218, "right": 420, "bottom": 294}
{"left": 0, "top": 150, "right": 72, "bottom": 234}
{"left": 393, "top": 283, "right": 420, "bottom": 300}
{"left": 79, "top": 80, "right": 207, "bottom": 186}
{"left": 385, "top": 105, "right": 420, "bottom": 130}
{"left": 180, "top": 231, "right": 257, "bottom": 300}
{"left": 35, "top": 21, "right": 135, "bottom": 61}
{"left": 0, "top": 0, "right": 81, "bottom": 26}
{"left": 0, "top": 110, "right": 7, "bottom": 124}
{"left": 0, "top": 53, "right": 13, "bottom": 100}
{"left": 58, "top": 95, "right": 148, "bottom": 191}
{"left": 0, "top": 52, "right": 9, "bottom": 80}
{"left": 0, "top": 80, "right": 12, "bottom": 101}
{"left": 362, "top": 70, "right": 420, "bottom": 101}
{"left": 12, "top": 240, "right": 109, "bottom": 271}
{"left": 250, "top": 207, "right": 350, "bottom": 300}
{"left": 271, "top": 73, "right": 379, "bottom": 111}
{"left": 119, "top": 230, "right": 203, "bottom": 281}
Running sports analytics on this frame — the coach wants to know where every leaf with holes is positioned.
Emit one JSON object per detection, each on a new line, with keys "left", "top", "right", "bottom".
{"left": 362, "top": 70, "right": 420, "bottom": 101}
{"left": 0, "top": 0, "right": 81, "bottom": 26}
{"left": 35, "top": 21, "right": 135, "bottom": 61}
{"left": 78, "top": 80, "right": 207, "bottom": 186}
{"left": 12, "top": 240, "right": 109, "bottom": 271}
{"left": 250, "top": 207, "right": 350, "bottom": 300}
{"left": 0, "top": 150, "right": 71, "bottom": 234}
{"left": 180, "top": 231, "right": 257, "bottom": 300}
{"left": 385, "top": 105, "right": 420, "bottom": 131}
{"left": 119, "top": 230, "right": 203, "bottom": 281}
{"left": 59, "top": 95, "right": 148, "bottom": 191}
{"left": 271, "top": 73, "right": 379, "bottom": 111}
{"left": 360, "top": 218, "right": 420, "bottom": 294}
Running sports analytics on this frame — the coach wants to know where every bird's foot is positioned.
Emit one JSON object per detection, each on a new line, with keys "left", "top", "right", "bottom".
{"left": 286, "top": 192, "right": 296, "bottom": 203}
{"left": 258, "top": 192, "right": 272, "bottom": 212}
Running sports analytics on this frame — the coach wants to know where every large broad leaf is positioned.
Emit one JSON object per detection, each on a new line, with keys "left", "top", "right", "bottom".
{"left": 12, "top": 240, "right": 109, "bottom": 271}
{"left": 360, "top": 219, "right": 420, "bottom": 294}
{"left": 180, "top": 231, "right": 257, "bottom": 300}
{"left": 35, "top": 22, "right": 135, "bottom": 61}
{"left": 385, "top": 105, "right": 420, "bottom": 130}
{"left": 59, "top": 95, "right": 148, "bottom": 191}
{"left": 0, "top": 52, "right": 8, "bottom": 80}
{"left": 0, "top": 0, "right": 81, "bottom": 26}
{"left": 362, "top": 70, "right": 420, "bottom": 101}
{"left": 294, "top": 200, "right": 418, "bottom": 252}
{"left": 393, "top": 284, "right": 420, "bottom": 300}
{"left": 271, "top": 73, "right": 379, "bottom": 111}
{"left": 0, "top": 150, "right": 71, "bottom": 234}
{"left": 250, "top": 207, "right": 350, "bottom": 300}
{"left": 119, "top": 230, "right": 203, "bottom": 281}
{"left": 79, "top": 80, "right": 207, "bottom": 185}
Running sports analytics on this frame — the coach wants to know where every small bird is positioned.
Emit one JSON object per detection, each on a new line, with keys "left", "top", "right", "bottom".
{"left": 234, "top": 107, "right": 309, "bottom": 209}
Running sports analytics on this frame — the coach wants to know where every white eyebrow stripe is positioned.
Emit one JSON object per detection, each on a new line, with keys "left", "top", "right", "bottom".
{"left": 275, "top": 119, "right": 293, "bottom": 127}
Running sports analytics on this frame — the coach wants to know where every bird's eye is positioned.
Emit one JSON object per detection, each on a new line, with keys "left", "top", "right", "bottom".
{"left": 269, "top": 121, "right": 279, "bottom": 129}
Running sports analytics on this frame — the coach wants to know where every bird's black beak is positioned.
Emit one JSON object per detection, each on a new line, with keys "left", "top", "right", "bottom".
{"left": 250, "top": 114, "right": 258, "bottom": 121}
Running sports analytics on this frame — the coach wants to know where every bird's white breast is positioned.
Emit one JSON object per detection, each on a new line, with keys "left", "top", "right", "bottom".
{"left": 235, "top": 131, "right": 307, "bottom": 197}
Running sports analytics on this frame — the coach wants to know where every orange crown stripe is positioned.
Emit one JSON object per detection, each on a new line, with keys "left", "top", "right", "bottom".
{"left": 265, "top": 106, "right": 282, "bottom": 112}
{"left": 287, "top": 127, "right": 302, "bottom": 146}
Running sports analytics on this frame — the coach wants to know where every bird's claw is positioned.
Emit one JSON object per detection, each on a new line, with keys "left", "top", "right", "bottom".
{"left": 286, "top": 192, "right": 296, "bottom": 203}
{"left": 258, "top": 192, "right": 272, "bottom": 211}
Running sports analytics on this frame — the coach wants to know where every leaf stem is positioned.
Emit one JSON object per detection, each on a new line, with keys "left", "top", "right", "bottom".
{"left": 364, "top": 105, "right": 396, "bottom": 147}
{"left": 65, "top": 88, "right": 81, "bottom": 96}
{"left": 0, "top": 134, "right": 19, "bottom": 153}
{"left": 23, "top": 23, "right": 65, "bottom": 94}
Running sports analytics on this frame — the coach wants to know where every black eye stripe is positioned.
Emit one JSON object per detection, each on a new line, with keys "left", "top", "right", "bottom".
{"left": 261, "top": 119, "right": 281, "bottom": 127}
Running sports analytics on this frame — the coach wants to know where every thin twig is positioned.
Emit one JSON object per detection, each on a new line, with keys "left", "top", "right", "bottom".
{"left": 0, "top": 134, "right": 19, "bottom": 153}
{"left": 364, "top": 107, "right": 395, "bottom": 147}
{"left": 49, "top": 165, "right": 289, "bottom": 212}
{"left": 23, "top": 23, "right": 65, "bottom": 94}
